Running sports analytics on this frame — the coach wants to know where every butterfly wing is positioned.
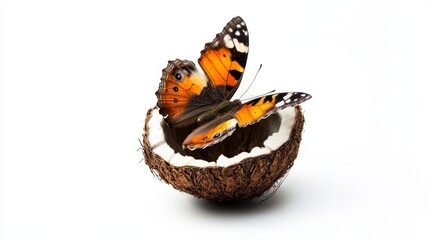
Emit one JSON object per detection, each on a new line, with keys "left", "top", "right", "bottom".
{"left": 183, "top": 115, "right": 238, "bottom": 150}
{"left": 198, "top": 16, "right": 249, "bottom": 100}
{"left": 183, "top": 92, "right": 312, "bottom": 150}
{"left": 156, "top": 59, "right": 216, "bottom": 126}
{"left": 234, "top": 92, "right": 312, "bottom": 127}
{"left": 156, "top": 16, "right": 249, "bottom": 126}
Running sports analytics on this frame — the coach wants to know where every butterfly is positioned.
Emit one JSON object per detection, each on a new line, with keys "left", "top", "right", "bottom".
{"left": 156, "top": 16, "right": 311, "bottom": 150}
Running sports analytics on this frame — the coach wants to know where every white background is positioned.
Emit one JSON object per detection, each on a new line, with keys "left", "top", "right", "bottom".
{"left": 1, "top": 0, "right": 428, "bottom": 239}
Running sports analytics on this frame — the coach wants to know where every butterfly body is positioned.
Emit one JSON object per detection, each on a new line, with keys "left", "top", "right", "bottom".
{"left": 197, "top": 99, "right": 241, "bottom": 125}
{"left": 156, "top": 16, "right": 312, "bottom": 150}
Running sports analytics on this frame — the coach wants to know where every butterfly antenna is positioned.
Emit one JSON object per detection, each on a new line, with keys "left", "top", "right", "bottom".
{"left": 238, "top": 64, "right": 263, "bottom": 100}
{"left": 241, "top": 89, "right": 276, "bottom": 102}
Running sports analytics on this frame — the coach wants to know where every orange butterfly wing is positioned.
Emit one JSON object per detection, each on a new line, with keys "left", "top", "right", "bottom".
{"left": 182, "top": 115, "right": 238, "bottom": 150}
{"left": 156, "top": 17, "right": 250, "bottom": 126}
{"left": 156, "top": 17, "right": 312, "bottom": 150}
{"left": 156, "top": 59, "right": 212, "bottom": 126}
{"left": 198, "top": 16, "right": 249, "bottom": 99}
{"left": 234, "top": 92, "right": 312, "bottom": 127}
{"left": 183, "top": 92, "right": 312, "bottom": 150}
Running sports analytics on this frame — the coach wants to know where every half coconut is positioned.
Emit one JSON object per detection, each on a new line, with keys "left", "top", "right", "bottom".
{"left": 142, "top": 105, "right": 305, "bottom": 202}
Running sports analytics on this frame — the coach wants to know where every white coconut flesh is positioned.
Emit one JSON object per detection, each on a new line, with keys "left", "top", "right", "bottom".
{"left": 146, "top": 107, "right": 297, "bottom": 168}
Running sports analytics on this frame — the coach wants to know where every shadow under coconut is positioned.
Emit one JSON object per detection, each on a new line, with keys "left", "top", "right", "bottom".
{"left": 191, "top": 184, "right": 293, "bottom": 216}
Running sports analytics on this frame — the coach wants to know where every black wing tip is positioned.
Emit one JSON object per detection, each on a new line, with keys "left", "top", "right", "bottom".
{"left": 291, "top": 92, "right": 312, "bottom": 106}
{"left": 297, "top": 92, "right": 312, "bottom": 100}
{"left": 231, "top": 16, "right": 245, "bottom": 24}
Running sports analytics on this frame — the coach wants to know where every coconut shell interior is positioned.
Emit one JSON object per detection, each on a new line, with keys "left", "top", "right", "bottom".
{"left": 162, "top": 113, "right": 281, "bottom": 162}
{"left": 142, "top": 106, "right": 305, "bottom": 202}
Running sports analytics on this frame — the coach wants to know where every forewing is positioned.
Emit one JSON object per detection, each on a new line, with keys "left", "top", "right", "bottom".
{"left": 198, "top": 16, "right": 249, "bottom": 100}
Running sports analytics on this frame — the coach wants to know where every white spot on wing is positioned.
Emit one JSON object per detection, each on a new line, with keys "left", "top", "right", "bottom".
{"left": 276, "top": 101, "right": 285, "bottom": 108}
{"left": 283, "top": 92, "right": 293, "bottom": 100}
{"left": 228, "top": 28, "right": 233, "bottom": 32}
{"left": 241, "top": 22, "right": 245, "bottom": 26}
{"left": 243, "top": 30, "right": 248, "bottom": 36}
{"left": 236, "top": 24, "right": 241, "bottom": 28}
{"left": 235, "top": 30, "right": 240, "bottom": 36}
{"left": 223, "top": 34, "right": 234, "bottom": 48}
{"left": 232, "top": 38, "right": 248, "bottom": 53}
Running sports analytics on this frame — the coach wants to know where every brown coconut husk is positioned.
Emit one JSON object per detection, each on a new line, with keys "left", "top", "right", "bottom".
{"left": 142, "top": 106, "right": 305, "bottom": 202}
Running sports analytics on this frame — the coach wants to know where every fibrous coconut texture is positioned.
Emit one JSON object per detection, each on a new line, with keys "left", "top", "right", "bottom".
{"left": 142, "top": 106, "right": 305, "bottom": 202}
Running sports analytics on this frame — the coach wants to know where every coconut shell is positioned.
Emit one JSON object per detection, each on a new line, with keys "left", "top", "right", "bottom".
{"left": 142, "top": 106, "right": 305, "bottom": 202}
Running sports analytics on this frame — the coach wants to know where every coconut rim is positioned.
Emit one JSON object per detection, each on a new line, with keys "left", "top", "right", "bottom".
{"left": 143, "top": 106, "right": 300, "bottom": 168}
